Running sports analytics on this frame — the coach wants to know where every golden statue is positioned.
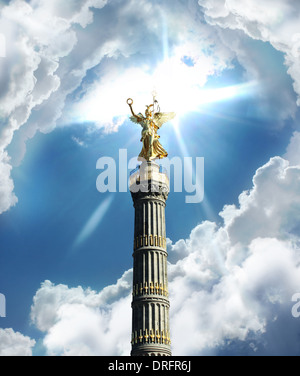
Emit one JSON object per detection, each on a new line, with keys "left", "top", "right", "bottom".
{"left": 127, "top": 98, "right": 175, "bottom": 161}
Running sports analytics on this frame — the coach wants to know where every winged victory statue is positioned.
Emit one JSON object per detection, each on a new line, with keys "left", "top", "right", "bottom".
{"left": 127, "top": 97, "right": 175, "bottom": 161}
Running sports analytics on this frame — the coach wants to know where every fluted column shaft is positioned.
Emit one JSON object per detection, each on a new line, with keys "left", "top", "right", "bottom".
{"left": 130, "top": 162, "right": 171, "bottom": 357}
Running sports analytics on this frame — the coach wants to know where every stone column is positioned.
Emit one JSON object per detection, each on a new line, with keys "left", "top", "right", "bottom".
{"left": 130, "top": 161, "right": 171, "bottom": 356}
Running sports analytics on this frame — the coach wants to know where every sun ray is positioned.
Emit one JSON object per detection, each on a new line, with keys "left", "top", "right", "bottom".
{"left": 72, "top": 195, "right": 114, "bottom": 249}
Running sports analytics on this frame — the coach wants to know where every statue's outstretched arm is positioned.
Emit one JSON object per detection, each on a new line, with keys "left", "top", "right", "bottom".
{"left": 127, "top": 98, "right": 142, "bottom": 122}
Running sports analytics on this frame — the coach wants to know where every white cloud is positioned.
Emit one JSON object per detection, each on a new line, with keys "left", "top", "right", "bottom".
{"left": 71, "top": 136, "right": 86, "bottom": 147}
{"left": 0, "top": 328, "right": 35, "bottom": 356}
{"left": 221, "top": 157, "right": 300, "bottom": 247}
{"left": 0, "top": 150, "right": 18, "bottom": 214}
{"left": 198, "top": 0, "right": 300, "bottom": 107}
{"left": 169, "top": 234, "right": 300, "bottom": 355}
{"left": 43, "top": 298, "right": 131, "bottom": 356}
{"left": 0, "top": 0, "right": 108, "bottom": 212}
{"left": 31, "top": 272, "right": 132, "bottom": 356}
{"left": 284, "top": 131, "right": 300, "bottom": 166}
{"left": 215, "top": 28, "right": 298, "bottom": 123}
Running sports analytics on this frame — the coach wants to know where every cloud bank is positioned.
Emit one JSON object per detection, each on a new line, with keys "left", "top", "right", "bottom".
{"left": 198, "top": 0, "right": 300, "bottom": 107}
{"left": 0, "top": 0, "right": 109, "bottom": 213}
{"left": 0, "top": 328, "right": 35, "bottom": 356}
{"left": 30, "top": 271, "right": 132, "bottom": 356}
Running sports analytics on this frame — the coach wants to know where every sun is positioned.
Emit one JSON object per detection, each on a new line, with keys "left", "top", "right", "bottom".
{"left": 70, "top": 49, "right": 257, "bottom": 130}
{"left": 151, "top": 56, "right": 257, "bottom": 117}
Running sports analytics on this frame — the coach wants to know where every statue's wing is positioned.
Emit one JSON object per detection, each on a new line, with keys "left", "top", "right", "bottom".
{"left": 129, "top": 113, "right": 143, "bottom": 124}
{"left": 153, "top": 112, "right": 176, "bottom": 128}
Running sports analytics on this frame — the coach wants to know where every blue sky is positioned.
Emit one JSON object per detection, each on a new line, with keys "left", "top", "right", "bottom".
{"left": 1, "top": 0, "right": 300, "bottom": 356}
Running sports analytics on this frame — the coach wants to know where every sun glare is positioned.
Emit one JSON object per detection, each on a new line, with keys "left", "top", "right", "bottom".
{"left": 151, "top": 56, "right": 257, "bottom": 116}
{"left": 71, "top": 53, "right": 257, "bottom": 128}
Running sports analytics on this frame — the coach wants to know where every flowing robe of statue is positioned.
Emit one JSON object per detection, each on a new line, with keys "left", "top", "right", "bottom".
{"left": 127, "top": 99, "right": 175, "bottom": 161}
